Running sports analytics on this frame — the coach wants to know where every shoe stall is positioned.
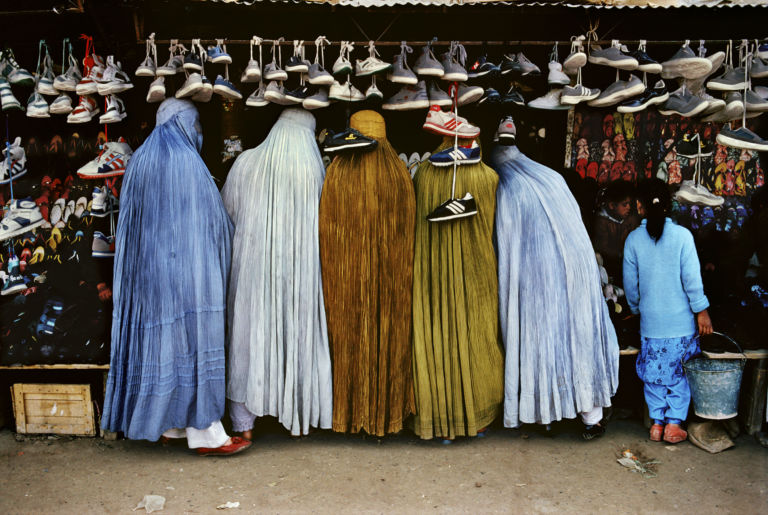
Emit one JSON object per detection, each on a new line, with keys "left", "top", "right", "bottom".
{"left": 1, "top": 0, "right": 767, "bottom": 443}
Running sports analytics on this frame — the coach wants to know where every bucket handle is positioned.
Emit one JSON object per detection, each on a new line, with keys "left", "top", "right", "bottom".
{"left": 704, "top": 331, "right": 747, "bottom": 360}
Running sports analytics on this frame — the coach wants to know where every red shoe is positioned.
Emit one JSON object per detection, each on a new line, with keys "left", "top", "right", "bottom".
{"left": 196, "top": 436, "right": 252, "bottom": 457}
{"left": 663, "top": 423, "right": 688, "bottom": 444}
{"left": 649, "top": 424, "right": 664, "bottom": 442}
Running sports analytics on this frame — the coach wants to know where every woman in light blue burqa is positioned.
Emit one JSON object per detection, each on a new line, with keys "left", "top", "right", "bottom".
{"left": 102, "top": 99, "right": 248, "bottom": 454}
{"left": 490, "top": 127, "right": 619, "bottom": 437}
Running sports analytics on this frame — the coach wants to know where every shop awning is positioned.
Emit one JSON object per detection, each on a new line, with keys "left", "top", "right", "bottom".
{"left": 190, "top": 0, "right": 768, "bottom": 7}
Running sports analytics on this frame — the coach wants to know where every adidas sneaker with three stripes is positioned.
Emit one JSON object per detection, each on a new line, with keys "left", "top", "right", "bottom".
{"left": 422, "top": 105, "right": 481, "bottom": 138}
{"left": 426, "top": 193, "right": 478, "bottom": 222}
{"left": 428, "top": 140, "right": 481, "bottom": 167}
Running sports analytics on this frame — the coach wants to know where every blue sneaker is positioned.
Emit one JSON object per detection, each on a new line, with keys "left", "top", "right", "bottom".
{"left": 212, "top": 75, "right": 242, "bottom": 100}
{"left": 183, "top": 51, "right": 202, "bottom": 72}
{"left": 428, "top": 141, "right": 481, "bottom": 167}
{"left": 207, "top": 44, "right": 232, "bottom": 64}
{"left": 468, "top": 55, "right": 500, "bottom": 80}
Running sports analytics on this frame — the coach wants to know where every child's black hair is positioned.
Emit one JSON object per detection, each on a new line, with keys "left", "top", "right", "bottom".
{"left": 603, "top": 180, "right": 635, "bottom": 205}
{"left": 637, "top": 178, "right": 671, "bottom": 242}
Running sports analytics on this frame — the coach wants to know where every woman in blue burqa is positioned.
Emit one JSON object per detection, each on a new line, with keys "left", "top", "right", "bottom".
{"left": 490, "top": 123, "right": 619, "bottom": 439}
{"left": 102, "top": 98, "right": 250, "bottom": 456}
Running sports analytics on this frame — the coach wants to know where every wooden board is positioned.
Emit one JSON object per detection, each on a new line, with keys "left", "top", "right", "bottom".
{"left": 620, "top": 347, "right": 639, "bottom": 356}
{"left": 11, "top": 384, "right": 95, "bottom": 436}
{"left": 0, "top": 364, "right": 109, "bottom": 370}
{"left": 702, "top": 349, "right": 768, "bottom": 360}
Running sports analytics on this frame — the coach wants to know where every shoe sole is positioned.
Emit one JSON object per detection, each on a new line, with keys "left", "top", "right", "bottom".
{"left": 92, "top": 250, "right": 115, "bottom": 258}
{"left": 67, "top": 113, "right": 99, "bottom": 123}
{"left": 0, "top": 217, "right": 44, "bottom": 241}
{"left": 99, "top": 113, "right": 127, "bottom": 124}
{"left": 637, "top": 63, "right": 663, "bottom": 74}
{"left": 285, "top": 66, "right": 309, "bottom": 73}
{"left": 135, "top": 69, "right": 156, "bottom": 77}
{"left": 388, "top": 76, "right": 419, "bottom": 85}
{"left": 427, "top": 209, "right": 478, "bottom": 222}
{"left": 27, "top": 111, "right": 50, "bottom": 118}
{"left": 548, "top": 77, "right": 572, "bottom": 86}
{"left": 430, "top": 157, "right": 481, "bottom": 167}
{"left": 108, "top": 83, "right": 134, "bottom": 94}
{"left": 302, "top": 101, "right": 329, "bottom": 110}
{"left": 307, "top": 77, "right": 334, "bottom": 86}
{"left": 183, "top": 64, "right": 203, "bottom": 72}
{"left": 1, "top": 283, "right": 28, "bottom": 296}
{"left": 563, "top": 54, "right": 587, "bottom": 73}
{"left": 442, "top": 73, "right": 468, "bottom": 82}
{"left": 561, "top": 91, "right": 601, "bottom": 105}
{"left": 284, "top": 95, "right": 309, "bottom": 103}
{"left": 176, "top": 84, "right": 204, "bottom": 98}
{"left": 332, "top": 67, "right": 353, "bottom": 76}
{"left": 264, "top": 73, "right": 288, "bottom": 81}
{"left": 212, "top": 85, "right": 243, "bottom": 100}
{"left": 658, "top": 101, "right": 709, "bottom": 117}
{"left": 414, "top": 67, "right": 444, "bottom": 77}
{"left": 457, "top": 90, "right": 484, "bottom": 106}
{"left": 616, "top": 92, "right": 669, "bottom": 113}
{"left": 49, "top": 107, "right": 73, "bottom": 115}
{"left": 0, "top": 168, "right": 28, "bottom": 185}
{"left": 588, "top": 83, "right": 646, "bottom": 107}
{"left": 702, "top": 100, "right": 726, "bottom": 114}
{"left": 587, "top": 56, "right": 638, "bottom": 70}
{"left": 675, "top": 190, "right": 724, "bottom": 207}
{"left": 422, "top": 122, "right": 480, "bottom": 138}
{"left": 382, "top": 100, "right": 430, "bottom": 111}
{"left": 661, "top": 58, "right": 712, "bottom": 79}
{"left": 356, "top": 66, "right": 392, "bottom": 77}
{"left": 716, "top": 132, "right": 768, "bottom": 151}
{"left": 429, "top": 98, "right": 453, "bottom": 107}
{"left": 77, "top": 169, "right": 125, "bottom": 179}
{"left": 323, "top": 141, "right": 376, "bottom": 153}
{"left": 246, "top": 99, "right": 270, "bottom": 107}
{"left": 210, "top": 57, "right": 232, "bottom": 65}
{"left": 707, "top": 80, "right": 748, "bottom": 91}
{"left": 75, "top": 85, "right": 99, "bottom": 95}
{"left": 197, "top": 442, "right": 251, "bottom": 457}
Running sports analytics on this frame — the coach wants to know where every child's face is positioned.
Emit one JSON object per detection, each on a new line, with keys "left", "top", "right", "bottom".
{"left": 609, "top": 197, "right": 632, "bottom": 220}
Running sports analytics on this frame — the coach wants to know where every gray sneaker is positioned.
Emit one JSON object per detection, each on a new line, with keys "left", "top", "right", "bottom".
{"left": 303, "top": 87, "right": 330, "bottom": 109}
{"left": 388, "top": 44, "right": 418, "bottom": 85}
{"left": 264, "top": 80, "right": 288, "bottom": 104}
{"left": 528, "top": 89, "right": 570, "bottom": 110}
{"left": 414, "top": 42, "right": 444, "bottom": 77}
{"left": 702, "top": 92, "right": 744, "bottom": 122}
{"left": 683, "top": 50, "right": 725, "bottom": 94}
{"left": 245, "top": 82, "right": 269, "bottom": 107}
{"left": 658, "top": 87, "right": 708, "bottom": 117}
{"left": 516, "top": 52, "right": 541, "bottom": 76}
{"left": 716, "top": 124, "right": 768, "bottom": 151}
{"left": 441, "top": 44, "right": 468, "bottom": 82}
{"left": 457, "top": 83, "right": 484, "bottom": 106}
{"left": 563, "top": 35, "right": 587, "bottom": 75}
{"left": 382, "top": 80, "right": 430, "bottom": 111}
{"left": 697, "top": 91, "right": 725, "bottom": 114}
{"left": 560, "top": 84, "right": 600, "bottom": 105}
{"left": 745, "top": 89, "right": 768, "bottom": 112}
{"left": 494, "top": 115, "right": 517, "bottom": 143}
{"left": 587, "top": 75, "right": 645, "bottom": 107}
{"left": 754, "top": 85, "right": 768, "bottom": 100}
{"left": 661, "top": 41, "right": 712, "bottom": 79}
{"left": 588, "top": 40, "right": 638, "bottom": 70}
{"left": 707, "top": 66, "right": 748, "bottom": 91}
{"left": 263, "top": 61, "right": 288, "bottom": 81}
{"left": 427, "top": 81, "right": 452, "bottom": 107}
{"left": 750, "top": 56, "right": 768, "bottom": 79}
{"left": 307, "top": 62, "right": 334, "bottom": 85}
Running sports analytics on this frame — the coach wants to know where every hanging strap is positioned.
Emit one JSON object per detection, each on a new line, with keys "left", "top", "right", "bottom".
{"left": 314, "top": 36, "right": 329, "bottom": 66}
{"left": 451, "top": 41, "right": 467, "bottom": 66}
{"left": 62, "top": 37, "right": 70, "bottom": 69}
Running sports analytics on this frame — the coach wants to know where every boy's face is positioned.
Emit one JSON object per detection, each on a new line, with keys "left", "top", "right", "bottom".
{"left": 609, "top": 197, "right": 632, "bottom": 220}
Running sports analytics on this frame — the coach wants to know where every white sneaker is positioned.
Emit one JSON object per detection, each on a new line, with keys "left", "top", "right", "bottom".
{"left": 241, "top": 59, "right": 261, "bottom": 83}
{"left": 176, "top": 72, "right": 204, "bottom": 99}
{"left": 135, "top": 54, "right": 156, "bottom": 77}
{"left": 422, "top": 105, "right": 480, "bottom": 138}
{"left": 54, "top": 54, "right": 82, "bottom": 91}
{"left": 674, "top": 180, "right": 724, "bottom": 207}
{"left": 26, "top": 92, "right": 50, "bottom": 118}
{"left": 563, "top": 35, "right": 587, "bottom": 75}
{"left": 528, "top": 89, "right": 571, "bottom": 110}
{"left": 355, "top": 56, "right": 391, "bottom": 77}
{"left": 77, "top": 138, "right": 133, "bottom": 179}
{"left": 49, "top": 93, "right": 73, "bottom": 114}
{"left": 329, "top": 80, "right": 365, "bottom": 102}
{"left": 263, "top": 61, "right": 288, "bottom": 81}
{"left": 332, "top": 41, "right": 354, "bottom": 76}
{"left": 96, "top": 56, "right": 134, "bottom": 95}
{"left": 548, "top": 61, "right": 571, "bottom": 85}
{"left": 146, "top": 76, "right": 166, "bottom": 103}
{"left": 246, "top": 83, "right": 269, "bottom": 107}
{"left": 191, "top": 75, "right": 213, "bottom": 103}
{"left": 365, "top": 80, "right": 384, "bottom": 101}
{"left": 75, "top": 54, "right": 105, "bottom": 95}
{"left": 67, "top": 95, "right": 100, "bottom": 123}
{"left": 99, "top": 95, "right": 127, "bottom": 124}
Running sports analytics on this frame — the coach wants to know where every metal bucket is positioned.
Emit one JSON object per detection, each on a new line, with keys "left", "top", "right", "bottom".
{"left": 683, "top": 332, "right": 746, "bottom": 420}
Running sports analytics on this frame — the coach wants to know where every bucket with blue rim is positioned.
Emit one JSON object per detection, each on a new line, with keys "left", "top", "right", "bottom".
{"left": 683, "top": 332, "right": 746, "bottom": 420}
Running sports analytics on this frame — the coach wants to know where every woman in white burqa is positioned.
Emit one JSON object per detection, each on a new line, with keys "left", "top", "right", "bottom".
{"left": 222, "top": 108, "right": 332, "bottom": 438}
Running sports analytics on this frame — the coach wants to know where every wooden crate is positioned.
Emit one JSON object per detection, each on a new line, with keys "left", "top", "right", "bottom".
{"left": 11, "top": 384, "right": 95, "bottom": 436}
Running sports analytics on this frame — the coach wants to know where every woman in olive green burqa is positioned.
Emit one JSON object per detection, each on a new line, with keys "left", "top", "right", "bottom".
{"left": 319, "top": 110, "right": 415, "bottom": 436}
{"left": 411, "top": 136, "right": 504, "bottom": 440}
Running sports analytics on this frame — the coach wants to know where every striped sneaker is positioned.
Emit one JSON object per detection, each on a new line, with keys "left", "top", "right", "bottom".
{"left": 428, "top": 140, "right": 481, "bottom": 167}
{"left": 77, "top": 139, "right": 133, "bottom": 179}
{"left": 0, "top": 137, "right": 27, "bottom": 185}
{"left": 426, "top": 193, "right": 478, "bottom": 222}
{"left": 422, "top": 105, "right": 480, "bottom": 138}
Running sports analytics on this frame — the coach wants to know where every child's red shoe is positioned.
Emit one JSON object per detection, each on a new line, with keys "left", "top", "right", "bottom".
{"left": 663, "top": 423, "right": 687, "bottom": 444}
{"left": 649, "top": 424, "right": 664, "bottom": 441}
{"left": 196, "top": 436, "right": 252, "bottom": 457}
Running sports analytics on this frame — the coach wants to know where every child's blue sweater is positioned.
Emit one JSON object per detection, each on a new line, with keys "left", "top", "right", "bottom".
{"left": 623, "top": 218, "right": 709, "bottom": 338}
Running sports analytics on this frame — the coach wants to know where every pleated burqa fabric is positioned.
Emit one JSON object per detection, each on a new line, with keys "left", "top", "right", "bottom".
{"left": 222, "top": 108, "right": 332, "bottom": 436}
{"left": 411, "top": 138, "right": 504, "bottom": 440}
{"left": 319, "top": 110, "right": 416, "bottom": 436}
{"left": 102, "top": 99, "right": 233, "bottom": 441}
{"left": 490, "top": 145, "right": 619, "bottom": 428}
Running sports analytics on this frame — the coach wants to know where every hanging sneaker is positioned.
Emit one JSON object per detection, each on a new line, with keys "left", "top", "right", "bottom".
{"left": 264, "top": 81, "right": 287, "bottom": 104}
{"left": 560, "top": 84, "right": 601, "bottom": 105}
{"left": 26, "top": 92, "right": 50, "bottom": 118}
{"left": 717, "top": 124, "right": 768, "bottom": 151}
{"left": 96, "top": 56, "right": 133, "bottom": 95}
{"left": 328, "top": 80, "right": 365, "bottom": 102}
{"left": 587, "top": 75, "right": 645, "bottom": 107}
{"left": 156, "top": 53, "right": 184, "bottom": 76}
{"left": 213, "top": 75, "right": 242, "bottom": 100}
{"left": 77, "top": 138, "right": 133, "bottom": 178}
{"left": 494, "top": 115, "right": 517, "bottom": 143}
{"left": 675, "top": 180, "right": 724, "bottom": 207}
{"left": 135, "top": 53, "right": 156, "bottom": 77}
{"left": 245, "top": 82, "right": 270, "bottom": 107}
{"left": 628, "top": 41, "right": 662, "bottom": 74}
{"left": 683, "top": 47, "right": 726, "bottom": 94}
{"left": 750, "top": 56, "right": 768, "bottom": 79}
{"left": 90, "top": 186, "right": 118, "bottom": 217}
{"left": 332, "top": 41, "right": 354, "bottom": 76}
{"left": 206, "top": 43, "right": 232, "bottom": 64}
{"left": 320, "top": 128, "right": 377, "bottom": 154}
{"left": 307, "top": 62, "right": 334, "bottom": 85}
{"left": 49, "top": 93, "right": 73, "bottom": 115}
{"left": 745, "top": 89, "right": 768, "bottom": 112}
{"left": 176, "top": 72, "right": 204, "bottom": 99}
{"left": 707, "top": 66, "right": 748, "bottom": 91}
{"left": 616, "top": 80, "right": 669, "bottom": 113}
{"left": 478, "top": 87, "right": 501, "bottom": 105}
{"left": 0, "top": 198, "right": 44, "bottom": 241}
{"left": 422, "top": 105, "right": 481, "bottom": 138}
{"left": 365, "top": 80, "right": 384, "bottom": 101}
{"left": 661, "top": 41, "right": 713, "bottom": 79}
{"left": 241, "top": 59, "right": 261, "bottom": 83}
{"left": 588, "top": 40, "right": 638, "bottom": 70}
{"left": 303, "top": 86, "right": 330, "bottom": 109}
{"left": 413, "top": 42, "right": 444, "bottom": 77}
{"left": 1, "top": 256, "right": 27, "bottom": 296}
{"left": 501, "top": 85, "right": 526, "bottom": 106}
{"left": 696, "top": 91, "right": 725, "bottom": 115}
{"left": 563, "top": 35, "right": 587, "bottom": 75}
{"left": 92, "top": 231, "right": 115, "bottom": 258}
{"left": 54, "top": 54, "right": 82, "bottom": 91}
{"left": 146, "top": 76, "right": 166, "bottom": 103}
{"left": 528, "top": 89, "right": 571, "bottom": 110}
{"left": 191, "top": 75, "right": 213, "bottom": 103}
{"left": 285, "top": 84, "right": 310, "bottom": 104}
{"left": 99, "top": 95, "right": 127, "bottom": 124}
{"left": 263, "top": 61, "right": 288, "bottom": 81}
{"left": 429, "top": 141, "right": 481, "bottom": 167}
{"left": 500, "top": 53, "right": 522, "bottom": 75}
{"left": 722, "top": 91, "right": 744, "bottom": 118}
{"left": 382, "top": 80, "right": 430, "bottom": 110}
{"left": 0, "top": 78, "right": 22, "bottom": 111}
{"left": 67, "top": 95, "right": 99, "bottom": 123}
{"left": 515, "top": 52, "right": 541, "bottom": 76}
{"left": 457, "top": 83, "right": 484, "bottom": 106}
{"left": 0, "top": 137, "right": 27, "bottom": 184}
{"left": 286, "top": 40, "right": 309, "bottom": 73}
{"left": 467, "top": 55, "right": 500, "bottom": 80}
{"left": 658, "top": 87, "right": 709, "bottom": 117}
{"left": 75, "top": 54, "right": 105, "bottom": 95}
{"left": 388, "top": 52, "right": 418, "bottom": 85}
{"left": 441, "top": 44, "right": 468, "bottom": 82}
{"left": 547, "top": 61, "right": 571, "bottom": 86}
{"left": 426, "top": 193, "right": 478, "bottom": 222}
{"left": 183, "top": 51, "right": 203, "bottom": 73}
{"left": 37, "top": 55, "right": 58, "bottom": 96}
{"left": 676, "top": 134, "right": 713, "bottom": 158}
{"left": 0, "top": 48, "right": 34, "bottom": 86}
{"left": 427, "top": 81, "right": 452, "bottom": 107}
{"left": 355, "top": 41, "right": 392, "bottom": 77}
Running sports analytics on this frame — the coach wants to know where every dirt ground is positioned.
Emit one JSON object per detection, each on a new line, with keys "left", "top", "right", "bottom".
{"left": 1, "top": 419, "right": 766, "bottom": 514}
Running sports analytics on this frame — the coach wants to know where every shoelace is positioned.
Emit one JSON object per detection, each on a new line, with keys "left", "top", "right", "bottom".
{"left": 570, "top": 35, "right": 585, "bottom": 55}
{"left": 450, "top": 41, "right": 467, "bottom": 66}
{"left": 191, "top": 38, "right": 205, "bottom": 76}
{"left": 314, "top": 36, "right": 329, "bottom": 67}
{"left": 271, "top": 37, "right": 285, "bottom": 67}
{"left": 60, "top": 37, "right": 71, "bottom": 75}
{"left": 698, "top": 39, "right": 707, "bottom": 58}
{"left": 293, "top": 39, "right": 304, "bottom": 60}
{"left": 585, "top": 22, "right": 599, "bottom": 56}
{"left": 549, "top": 42, "right": 559, "bottom": 64}
{"left": 250, "top": 35, "right": 263, "bottom": 67}
{"left": 399, "top": 41, "right": 413, "bottom": 70}
{"left": 366, "top": 40, "right": 380, "bottom": 60}
{"left": 426, "top": 37, "right": 439, "bottom": 62}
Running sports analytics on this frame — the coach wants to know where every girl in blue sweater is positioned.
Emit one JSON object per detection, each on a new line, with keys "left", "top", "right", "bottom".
{"left": 623, "top": 179, "right": 713, "bottom": 444}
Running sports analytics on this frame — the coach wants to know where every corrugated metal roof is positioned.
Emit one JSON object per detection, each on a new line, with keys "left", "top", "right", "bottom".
{"left": 198, "top": 0, "right": 768, "bottom": 7}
